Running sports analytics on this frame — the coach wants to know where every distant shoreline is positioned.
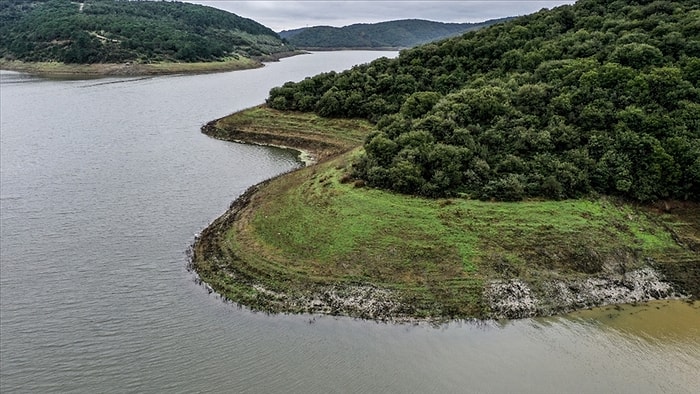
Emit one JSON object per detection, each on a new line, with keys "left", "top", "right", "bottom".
{"left": 298, "top": 47, "right": 405, "bottom": 51}
{"left": 0, "top": 51, "right": 305, "bottom": 78}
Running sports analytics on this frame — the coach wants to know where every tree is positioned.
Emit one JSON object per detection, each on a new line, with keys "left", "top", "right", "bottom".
{"left": 400, "top": 91, "right": 442, "bottom": 119}
{"left": 316, "top": 87, "right": 344, "bottom": 117}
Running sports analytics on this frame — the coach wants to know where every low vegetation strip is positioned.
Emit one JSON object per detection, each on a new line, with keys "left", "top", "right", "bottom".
{"left": 202, "top": 106, "right": 375, "bottom": 162}
{"left": 192, "top": 106, "right": 699, "bottom": 322}
{"left": 0, "top": 57, "right": 263, "bottom": 77}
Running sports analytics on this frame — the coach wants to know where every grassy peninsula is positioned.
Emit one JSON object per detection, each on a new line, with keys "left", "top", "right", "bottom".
{"left": 193, "top": 106, "right": 698, "bottom": 321}
{"left": 193, "top": 0, "right": 699, "bottom": 321}
{"left": 0, "top": 0, "right": 299, "bottom": 76}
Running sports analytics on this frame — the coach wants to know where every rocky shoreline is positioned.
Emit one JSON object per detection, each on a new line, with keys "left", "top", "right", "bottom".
{"left": 190, "top": 178, "right": 693, "bottom": 322}
{"left": 189, "top": 181, "right": 426, "bottom": 323}
{"left": 485, "top": 268, "right": 685, "bottom": 319}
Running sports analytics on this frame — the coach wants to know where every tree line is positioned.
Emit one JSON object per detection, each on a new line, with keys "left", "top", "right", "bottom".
{"left": 279, "top": 18, "right": 508, "bottom": 49}
{"left": 268, "top": 0, "right": 699, "bottom": 202}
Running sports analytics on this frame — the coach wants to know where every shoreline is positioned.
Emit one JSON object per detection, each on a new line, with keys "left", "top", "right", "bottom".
{"left": 191, "top": 177, "right": 694, "bottom": 323}
{"left": 295, "top": 47, "right": 405, "bottom": 51}
{"left": 200, "top": 106, "right": 374, "bottom": 163}
{"left": 0, "top": 51, "right": 305, "bottom": 78}
{"left": 191, "top": 107, "right": 699, "bottom": 323}
{"left": 201, "top": 117, "right": 317, "bottom": 166}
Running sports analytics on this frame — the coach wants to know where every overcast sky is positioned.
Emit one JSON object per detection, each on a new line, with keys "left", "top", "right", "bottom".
{"left": 185, "top": 1, "right": 577, "bottom": 32}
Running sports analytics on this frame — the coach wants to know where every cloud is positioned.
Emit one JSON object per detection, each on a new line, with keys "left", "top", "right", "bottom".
{"left": 186, "top": 1, "right": 576, "bottom": 31}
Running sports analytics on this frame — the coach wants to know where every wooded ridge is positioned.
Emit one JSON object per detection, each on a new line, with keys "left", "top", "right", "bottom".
{"left": 0, "top": 0, "right": 292, "bottom": 64}
{"left": 278, "top": 18, "right": 510, "bottom": 49}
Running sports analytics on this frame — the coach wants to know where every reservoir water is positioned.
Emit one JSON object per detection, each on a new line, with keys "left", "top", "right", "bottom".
{"left": 1, "top": 52, "right": 699, "bottom": 393}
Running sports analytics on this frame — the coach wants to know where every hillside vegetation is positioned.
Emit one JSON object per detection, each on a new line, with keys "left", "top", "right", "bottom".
{"left": 0, "top": 0, "right": 292, "bottom": 64}
{"left": 279, "top": 18, "right": 509, "bottom": 49}
{"left": 194, "top": 0, "right": 700, "bottom": 321}
{"left": 269, "top": 0, "right": 699, "bottom": 203}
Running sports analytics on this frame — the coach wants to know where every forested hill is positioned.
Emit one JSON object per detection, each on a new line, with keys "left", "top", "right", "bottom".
{"left": 279, "top": 18, "right": 509, "bottom": 49}
{"left": 0, "top": 0, "right": 291, "bottom": 64}
{"left": 268, "top": 0, "right": 700, "bottom": 203}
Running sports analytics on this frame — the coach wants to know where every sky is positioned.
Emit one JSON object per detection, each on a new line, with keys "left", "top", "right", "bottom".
{"left": 185, "top": 1, "right": 577, "bottom": 32}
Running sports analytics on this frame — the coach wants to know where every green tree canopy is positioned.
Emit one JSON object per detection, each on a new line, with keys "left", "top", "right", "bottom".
{"left": 0, "top": 0, "right": 291, "bottom": 64}
{"left": 277, "top": 0, "right": 699, "bottom": 202}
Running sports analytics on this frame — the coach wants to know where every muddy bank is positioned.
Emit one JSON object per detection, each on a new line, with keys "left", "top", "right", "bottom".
{"left": 201, "top": 112, "right": 361, "bottom": 164}
{"left": 201, "top": 119, "right": 329, "bottom": 166}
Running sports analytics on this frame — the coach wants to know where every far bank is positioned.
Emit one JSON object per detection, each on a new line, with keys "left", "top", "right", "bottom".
{"left": 0, "top": 52, "right": 304, "bottom": 78}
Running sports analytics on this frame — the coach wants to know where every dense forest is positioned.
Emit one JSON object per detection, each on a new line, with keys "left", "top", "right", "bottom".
{"left": 279, "top": 18, "right": 509, "bottom": 49}
{"left": 268, "top": 0, "right": 700, "bottom": 203}
{"left": 0, "top": 0, "right": 291, "bottom": 63}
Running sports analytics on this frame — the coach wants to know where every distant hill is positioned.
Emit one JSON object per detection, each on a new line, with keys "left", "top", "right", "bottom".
{"left": 0, "top": 0, "right": 292, "bottom": 64}
{"left": 279, "top": 18, "right": 511, "bottom": 49}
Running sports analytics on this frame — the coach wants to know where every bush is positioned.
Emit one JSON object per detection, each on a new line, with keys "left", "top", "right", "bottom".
{"left": 482, "top": 174, "right": 526, "bottom": 201}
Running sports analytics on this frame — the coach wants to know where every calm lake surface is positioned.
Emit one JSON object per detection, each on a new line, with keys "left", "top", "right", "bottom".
{"left": 1, "top": 51, "right": 699, "bottom": 393}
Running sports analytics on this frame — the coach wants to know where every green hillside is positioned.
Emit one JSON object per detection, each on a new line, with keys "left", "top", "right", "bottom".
{"left": 194, "top": 0, "right": 700, "bottom": 321}
{"left": 269, "top": 0, "right": 700, "bottom": 203}
{"left": 279, "top": 18, "right": 509, "bottom": 49}
{"left": 0, "top": 0, "right": 292, "bottom": 64}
